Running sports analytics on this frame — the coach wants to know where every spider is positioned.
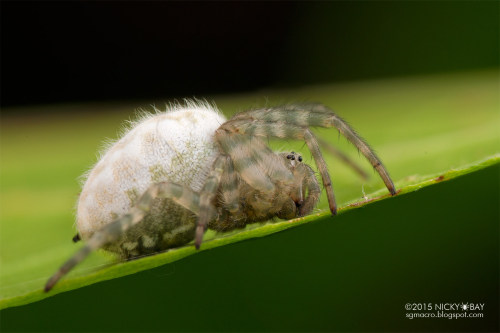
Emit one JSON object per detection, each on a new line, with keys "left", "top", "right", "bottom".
{"left": 44, "top": 100, "right": 396, "bottom": 292}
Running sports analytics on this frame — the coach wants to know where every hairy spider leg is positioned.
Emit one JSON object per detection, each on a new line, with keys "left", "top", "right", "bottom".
{"left": 303, "top": 129, "right": 337, "bottom": 214}
{"left": 45, "top": 182, "right": 201, "bottom": 292}
{"left": 220, "top": 157, "right": 239, "bottom": 214}
{"left": 217, "top": 132, "right": 273, "bottom": 192}
{"left": 286, "top": 161, "right": 321, "bottom": 216}
{"left": 219, "top": 119, "right": 337, "bottom": 214}
{"left": 270, "top": 153, "right": 320, "bottom": 219}
{"left": 316, "top": 136, "right": 369, "bottom": 180}
{"left": 194, "top": 155, "right": 227, "bottom": 249}
{"left": 297, "top": 151, "right": 323, "bottom": 216}
{"left": 216, "top": 131, "right": 294, "bottom": 193}
{"left": 250, "top": 137, "right": 295, "bottom": 184}
{"left": 325, "top": 110, "right": 396, "bottom": 195}
{"left": 226, "top": 103, "right": 396, "bottom": 195}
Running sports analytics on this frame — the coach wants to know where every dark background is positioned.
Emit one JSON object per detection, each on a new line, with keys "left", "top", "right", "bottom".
{"left": 1, "top": 1, "right": 498, "bottom": 108}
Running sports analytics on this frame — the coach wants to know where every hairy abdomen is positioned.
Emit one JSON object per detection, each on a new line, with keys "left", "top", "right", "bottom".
{"left": 76, "top": 105, "right": 226, "bottom": 257}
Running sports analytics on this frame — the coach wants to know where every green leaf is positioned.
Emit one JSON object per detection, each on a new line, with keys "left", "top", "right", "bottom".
{"left": 1, "top": 69, "right": 498, "bottom": 310}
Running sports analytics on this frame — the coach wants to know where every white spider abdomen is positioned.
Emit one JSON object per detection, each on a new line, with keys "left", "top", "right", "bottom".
{"left": 76, "top": 102, "right": 226, "bottom": 255}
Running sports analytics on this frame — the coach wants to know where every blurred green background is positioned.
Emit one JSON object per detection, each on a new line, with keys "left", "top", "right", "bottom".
{"left": 1, "top": 1, "right": 499, "bottom": 332}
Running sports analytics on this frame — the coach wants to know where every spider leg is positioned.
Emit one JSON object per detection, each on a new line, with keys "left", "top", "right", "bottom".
{"left": 303, "top": 129, "right": 337, "bottom": 214}
{"left": 299, "top": 164, "right": 321, "bottom": 216}
{"left": 216, "top": 131, "right": 293, "bottom": 193}
{"left": 282, "top": 163, "right": 321, "bottom": 218}
{"left": 220, "top": 157, "right": 239, "bottom": 213}
{"left": 217, "top": 132, "right": 273, "bottom": 192}
{"left": 251, "top": 138, "right": 294, "bottom": 183}
{"left": 321, "top": 109, "right": 396, "bottom": 195}
{"left": 195, "top": 155, "right": 227, "bottom": 249}
{"left": 45, "top": 182, "right": 200, "bottom": 292}
{"left": 224, "top": 103, "right": 396, "bottom": 195}
{"left": 220, "top": 119, "right": 338, "bottom": 213}
{"left": 316, "top": 136, "right": 369, "bottom": 180}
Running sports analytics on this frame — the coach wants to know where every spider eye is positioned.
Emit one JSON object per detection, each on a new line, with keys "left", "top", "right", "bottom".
{"left": 298, "top": 156, "right": 302, "bottom": 162}
{"left": 291, "top": 155, "right": 295, "bottom": 160}
{"left": 291, "top": 151, "right": 295, "bottom": 154}
{"left": 286, "top": 155, "right": 292, "bottom": 159}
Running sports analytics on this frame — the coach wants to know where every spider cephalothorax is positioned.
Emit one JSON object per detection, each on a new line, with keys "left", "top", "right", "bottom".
{"left": 45, "top": 101, "right": 396, "bottom": 291}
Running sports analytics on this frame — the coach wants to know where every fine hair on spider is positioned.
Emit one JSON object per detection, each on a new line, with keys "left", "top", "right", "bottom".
{"left": 44, "top": 100, "right": 396, "bottom": 292}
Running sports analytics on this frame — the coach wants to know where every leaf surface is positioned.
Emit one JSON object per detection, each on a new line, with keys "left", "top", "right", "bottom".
{"left": 1, "top": 69, "right": 498, "bottom": 309}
